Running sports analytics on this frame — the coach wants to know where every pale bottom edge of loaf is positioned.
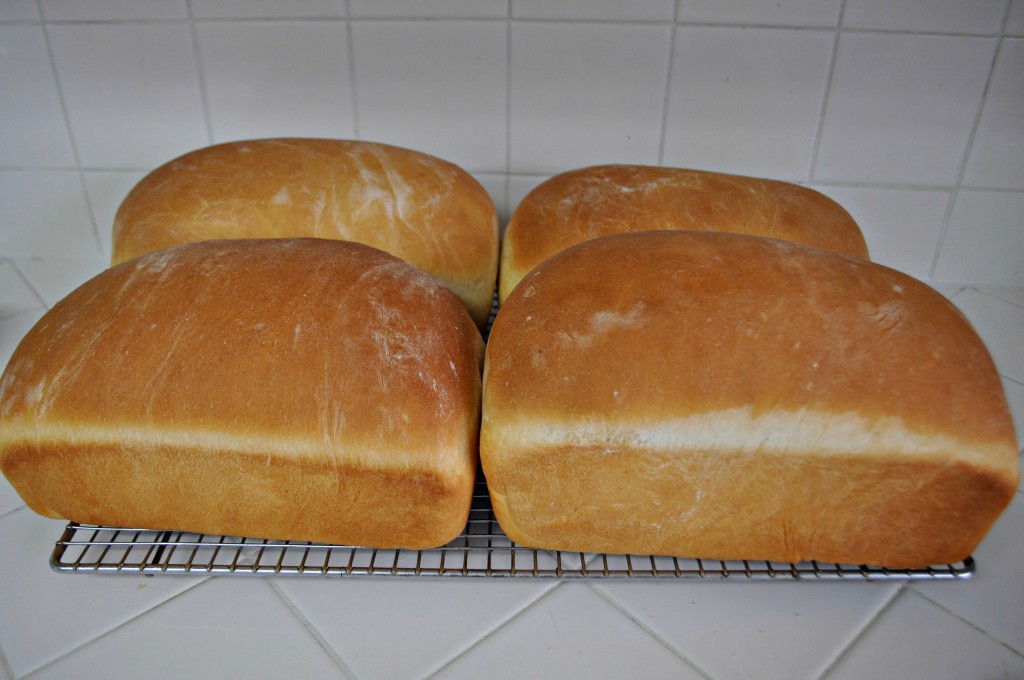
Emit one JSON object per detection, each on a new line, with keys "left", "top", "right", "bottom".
{"left": 2, "top": 440, "right": 476, "bottom": 550}
{"left": 481, "top": 445, "right": 1017, "bottom": 570}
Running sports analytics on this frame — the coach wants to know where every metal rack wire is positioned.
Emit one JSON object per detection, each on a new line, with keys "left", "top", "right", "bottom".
{"left": 51, "top": 474, "right": 974, "bottom": 580}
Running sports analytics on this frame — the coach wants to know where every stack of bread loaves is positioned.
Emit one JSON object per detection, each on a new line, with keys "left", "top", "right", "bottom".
{"left": 0, "top": 140, "right": 496, "bottom": 549}
{"left": 0, "top": 151, "right": 1017, "bottom": 568}
{"left": 482, "top": 166, "right": 1018, "bottom": 568}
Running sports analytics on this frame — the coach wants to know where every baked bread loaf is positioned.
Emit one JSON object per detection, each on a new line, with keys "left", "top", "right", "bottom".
{"left": 499, "top": 165, "right": 868, "bottom": 301}
{"left": 112, "top": 138, "right": 499, "bottom": 327}
{"left": 0, "top": 238, "right": 484, "bottom": 549}
{"left": 482, "top": 231, "right": 1018, "bottom": 568}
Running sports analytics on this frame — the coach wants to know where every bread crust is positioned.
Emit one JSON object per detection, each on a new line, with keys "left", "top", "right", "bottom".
{"left": 482, "top": 231, "right": 1018, "bottom": 567}
{"left": 112, "top": 138, "right": 499, "bottom": 327}
{"left": 1, "top": 238, "right": 484, "bottom": 549}
{"left": 499, "top": 165, "right": 868, "bottom": 301}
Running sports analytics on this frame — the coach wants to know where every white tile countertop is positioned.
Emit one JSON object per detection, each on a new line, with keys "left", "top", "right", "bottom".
{"left": 0, "top": 270, "right": 1022, "bottom": 680}
{"left": 2, "top": 2, "right": 1024, "bottom": 678}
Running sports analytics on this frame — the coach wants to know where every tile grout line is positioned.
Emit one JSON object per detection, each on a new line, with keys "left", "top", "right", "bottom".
{"left": 2, "top": 15, "right": 1017, "bottom": 39}
{"left": 0, "top": 504, "right": 27, "bottom": 525}
{"left": 811, "top": 582, "right": 908, "bottom": 680}
{"left": 927, "top": 1, "right": 1012, "bottom": 279}
{"left": 7, "top": 260, "right": 50, "bottom": 312}
{"left": 18, "top": 576, "right": 212, "bottom": 680}
{"left": 806, "top": 0, "right": 846, "bottom": 183}
{"left": 35, "top": 1, "right": 106, "bottom": 261}
{"left": 267, "top": 580, "right": 360, "bottom": 680}
{"left": 503, "top": 0, "right": 512, "bottom": 222}
{"left": 0, "top": 640, "right": 14, "bottom": 680}
{"left": 587, "top": 582, "right": 716, "bottom": 680}
{"left": 972, "top": 285, "right": 1024, "bottom": 312}
{"left": 420, "top": 581, "right": 564, "bottom": 680}
{"left": 185, "top": 0, "right": 216, "bottom": 146}
{"left": 910, "top": 586, "right": 1024, "bottom": 661}
{"left": 655, "top": 1, "right": 680, "bottom": 166}
{"left": 344, "top": 0, "right": 361, "bottom": 140}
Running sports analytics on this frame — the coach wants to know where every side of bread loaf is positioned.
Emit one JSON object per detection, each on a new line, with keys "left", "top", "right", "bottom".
{"left": 112, "top": 139, "right": 499, "bottom": 327}
{"left": 482, "top": 231, "right": 1018, "bottom": 568}
{"left": 499, "top": 165, "right": 869, "bottom": 301}
{"left": 0, "top": 238, "right": 484, "bottom": 549}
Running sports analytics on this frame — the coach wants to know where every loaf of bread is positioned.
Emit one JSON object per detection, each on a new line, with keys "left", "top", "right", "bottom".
{"left": 0, "top": 238, "right": 484, "bottom": 549}
{"left": 482, "top": 231, "right": 1018, "bottom": 568}
{"left": 112, "top": 139, "right": 499, "bottom": 327}
{"left": 499, "top": 165, "right": 868, "bottom": 301}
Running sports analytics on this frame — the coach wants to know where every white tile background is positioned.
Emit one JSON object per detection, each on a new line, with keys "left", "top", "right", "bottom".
{"left": 0, "top": 0, "right": 1019, "bottom": 283}
{"left": 0, "top": 1, "right": 1022, "bottom": 678}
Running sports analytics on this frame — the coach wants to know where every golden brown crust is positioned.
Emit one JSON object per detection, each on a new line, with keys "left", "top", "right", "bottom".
{"left": 112, "top": 138, "right": 499, "bottom": 327}
{"left": 482, "top": 231, "right": 1018, "bottom": 567}
{"left": 499, "top": 165, "right": 869, "bottom": 301}
{"left": 1, "top": 238, "right": 483, "bottom": 548}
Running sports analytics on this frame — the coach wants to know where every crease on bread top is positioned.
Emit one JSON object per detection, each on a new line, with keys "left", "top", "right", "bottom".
{"left": 111, "top": 138, "right": 499, "bottom": 327}
{"left": 481, "top": 230, "right": 1018, "bottom": 568}
{"left": 499, "top": 164, "right": 869, "bottom": 301}
{"left": 0, "top": 238, "right": 484, "bottom": 549}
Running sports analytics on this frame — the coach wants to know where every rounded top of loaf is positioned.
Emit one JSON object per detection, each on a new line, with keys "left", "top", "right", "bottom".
{"left": 112, "top": 138, "right": 499, "bottom": 327}
{"left": 1, "top": 238, "right": 484, "bottom": 474}
{"left": 499, "top": 165, "right": 869, "bottom": 301}
{"left": 484, "top": 231, "right": 1017, "bottom": 467}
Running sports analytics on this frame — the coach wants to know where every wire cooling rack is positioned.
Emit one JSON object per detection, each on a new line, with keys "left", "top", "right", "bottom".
{"left": 50, "top": 472, "right": 974, "bottom": 580}
{"left": 47, "top": 297, "right": 974, "bottom": 580}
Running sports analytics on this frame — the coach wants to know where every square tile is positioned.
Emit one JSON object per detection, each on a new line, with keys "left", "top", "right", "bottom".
{"left": 999, "top": 377, "right": 1024, "bottom": 452}
{"left": 0, "top": 307, "right": 44, "bottom": 372}
{"left": 0, "top": 260, "right": 42, "bottom": 319}
{"left": 0, "top": 170, "right": 101, "bottom": 260}
{"left": 981, "top": 286, "right": 1024, "bottom": 309}
{"left": 963, "top": 38, "right": 1024, "bottom": 190}
{"left": 510, "top": 22, "right": 671, "bottom": 174}
{"left": 815, "top": 33, "right": 995, "bottom": 185}
{"left": 814, "top": 185, "right": 949, "bottom": 279}
{"left": 934, "top": 190, "right": 1024, "bottom": 285}
{"left": 842, "top": 0, "right": 1005, "bottom": 34}
{"left": 352, "top": 20, "right": 506, "bottom": 171}
{"left": 26, "top": 578, "right": 343, "bottom": 679}
{"left": 927, "top": 281, "right": 969, "bottom": 300}
{"left": 1008, "top": 0, "right": 1024, "bottom": 35}
{"left": 16, "top": 258, "right": 107, "bottom": 309}
{"left": 0, "top": 509, "right": 204, "bottom": 678}
{"left": 913, "top": 493, "right": 1024, "bottom": 654}
{"left": 0, "top": 0, "right": 39, "bottom": 21}
{"left": 82, "top": 170, "right": 148, "bottom": 260}
{"left": 663, "top": 26, "right": 835, "bottom": 181}
{"left": 349, "top": 0, "right": 507, "bottom": 18}
{"left": 434, "top": 583, "right": 705, "bottom": 679}
{"left": 0, "top": 26, "right": 75, "bottom": 167}
{"left": 278, "top": 578, "right": 557, "bottom": 679}
{"left": 40, "top": 0, "right": 189, "bottom": 20}
{"left": 197, "top": 21, "right": 354, "bottom": 144}
{"left": 825, "top": 589, "right": 1024, "bottom": 680}
{"left": 946, "top": 288, "right": 1024, "bottom": 382}
{"left": 599, "top": 579, "right": 900, "bottom": 680}
{"left": 511, "top": 0, "right": 675, "bottom": 21}
{"left": 675, "top": 0, "right": 841, "bottom": 27}
{"left": 48, "top": 23, "right": 208, "bottom": 169}
{"left": 190, "top": 0, "right": 344, "bottom": 18}
{"left": 0, "top": 460, "right": 31, "bottom": 517}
